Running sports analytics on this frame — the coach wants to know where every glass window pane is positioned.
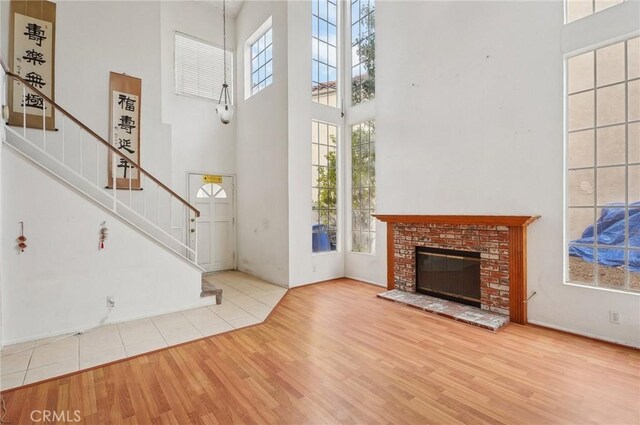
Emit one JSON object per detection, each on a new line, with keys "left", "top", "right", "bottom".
{"left": 566, "top": 0, "right": 592, "bottom": 23}
{"left": 630, "top": 122, "right": 640, "bottom": 164}
{"left": 569, "top": 245, "right": 595, "bottom": 284}
{"left": 266, "top": 29, "right": 272, "bottom": 46}
{"left": 594, "top": 0, "right": 623, "bottom": 12}
{"left": 568, "top": 169, "right": 595, "bottom": 206}
{"left": 628, "top": 80, "right": 640, "bottom": 122}
{"left": 630, "top": 264, "right": 640, "bottom": 291}
{"left": 628, "top": 37, "right": 640, "bottom": 80}
{"left": 568, "top": 51, "right": 594, "bottom": 94}
{"left": 596, "top": 41, "right": 625, "bottom": 87}
{"left": 596, "top": 248, "right": 625, "bottom": 287}
{"left": 629, "top": 165, "right": 640, "bottom": 202}
{"left": 568, "top": 207, "right": 594, "bottom": 242}
{"left": 568, "top": 130, "right": 594, "bottom": 168}
{"left": 596, "top": 207, "right": 625, "bottom": 247}
{"left": 568, "top": 91, "right": 594, "bottom": 131}
{"left": 597, "top": 166, "right": 625, "bottom": 205}
{"left": 596, "top": 84, "right": 625, "bottom": 127}
{"left": 597, "top": 125, "right": 625, "bottom": 166}
{"left": 630, "top": 209, "right": 640, "bottom": 248}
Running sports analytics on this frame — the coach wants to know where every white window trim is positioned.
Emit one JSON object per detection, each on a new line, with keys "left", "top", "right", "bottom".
{"left": 343, "top": 1, "right": 376, "bottom": 255}
{"left": 311, "top": 1, "right": 344, "bottom": 255}
{"left": 562, "top": 24, "right": 640, "bottom": 294}
{"left": 312, "top": 119, "right": 342, "bottom": 254}
{"left": 244, "top": 16, "right": 272, "bottom": 100}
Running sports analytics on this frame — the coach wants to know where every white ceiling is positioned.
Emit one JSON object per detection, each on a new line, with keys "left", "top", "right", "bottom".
{"left": 204, "top": 0, "right": 245, "bottom": 18}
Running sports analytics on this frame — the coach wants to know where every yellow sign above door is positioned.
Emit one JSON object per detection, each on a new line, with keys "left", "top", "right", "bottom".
{"left": 203, "top": 175, "right": 223, "bottom": 184}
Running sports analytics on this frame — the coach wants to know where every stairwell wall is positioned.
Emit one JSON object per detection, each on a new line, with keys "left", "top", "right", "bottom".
{"left": 0, "top": 1, "right": 206, "bottom": 344}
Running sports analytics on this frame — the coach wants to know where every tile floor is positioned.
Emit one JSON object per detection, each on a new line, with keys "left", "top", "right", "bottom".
{"left": 377, "top": 289, "right": 509, "bottom": 331}
{"left": 0, "top": 271, "right": 287, "bottom": 391}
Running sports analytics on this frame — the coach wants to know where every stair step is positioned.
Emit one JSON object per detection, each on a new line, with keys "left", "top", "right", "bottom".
{"left": 201, "top": 281, "right": 223, "bottom": 304}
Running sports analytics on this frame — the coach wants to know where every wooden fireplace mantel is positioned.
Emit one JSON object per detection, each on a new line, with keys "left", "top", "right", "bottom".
{"left": 373, "top": 214, "right": 540, "bottom": 325}
{"left": 373, "top": 215, "right": 540, "bottom": 227}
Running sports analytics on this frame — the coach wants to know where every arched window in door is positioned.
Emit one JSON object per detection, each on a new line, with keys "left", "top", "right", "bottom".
{"left": 196, "top": 183, "right": 227, "bottom": 199}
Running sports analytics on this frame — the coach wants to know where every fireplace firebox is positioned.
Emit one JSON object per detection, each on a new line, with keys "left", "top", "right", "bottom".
{"left": 415, "top": 247, "right": 481, "bottom": 307}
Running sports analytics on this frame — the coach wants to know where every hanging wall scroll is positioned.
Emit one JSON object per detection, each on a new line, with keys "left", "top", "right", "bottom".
{"left": 8, "top": 0, "right": 56, "bottom": 130}
{"left": 108, "top": 72, "right": 142, "bottom": 189}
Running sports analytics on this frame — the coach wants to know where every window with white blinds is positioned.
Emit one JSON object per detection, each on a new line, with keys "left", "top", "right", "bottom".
{"left": 174, "top": 32, "right": 233, "bottom": 102}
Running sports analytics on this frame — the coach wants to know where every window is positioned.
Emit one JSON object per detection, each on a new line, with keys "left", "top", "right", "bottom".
{"left": 197, "top": 183, "right": 227, "bottom": 199}
{"left": 566, "top": 0, "right": 626, "bottom": 24}
{"left": 175, "top": 32, "right": 233, "bottom": 101}
{"left": 351, "top": 0, "right": 375, "bottom": 105}
{"left": 312, "top": 0, "right": 338, "bottom": 107}
{"left": 250, "top": 28, "right": 273, "bottom": 95}
{"left": 312, "top": 121, "right": 338, "bottom": 252}
{"left": 566, "top": 36, "right": 640, "bottom": 293}
{"left": 351, "top": 121, "right": 375, "bottom": 253}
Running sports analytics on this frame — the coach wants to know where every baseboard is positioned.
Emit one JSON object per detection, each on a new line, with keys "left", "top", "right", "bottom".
{"left": 527, "top": 320, "right": 639, "bottom": 350}
{"left": 344, "top": 275, "right": 385, "bottom": 287}
{"left": 1, "top": 298, "right": 215, "bottom": 348}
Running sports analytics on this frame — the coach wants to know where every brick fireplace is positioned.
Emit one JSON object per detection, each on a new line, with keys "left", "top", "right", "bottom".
{"left": 374, "top": 215, "right": 539, "bottom": 324}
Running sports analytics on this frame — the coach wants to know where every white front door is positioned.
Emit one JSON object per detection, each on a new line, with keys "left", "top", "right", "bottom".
{"left": 188, "top": 174, "right": 235, "bottom": 272}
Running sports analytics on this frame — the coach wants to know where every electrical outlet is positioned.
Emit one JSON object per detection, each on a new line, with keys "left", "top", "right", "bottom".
{"left": 106, "top": 296, "right": 115, "bottom": 309}
{"left": 609, "top": 310, "right": 621, "bottom": 324}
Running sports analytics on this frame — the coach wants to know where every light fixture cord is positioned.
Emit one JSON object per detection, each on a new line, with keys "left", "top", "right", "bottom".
{"left": 223, "top": 0, "right": 227, "bottom": 86}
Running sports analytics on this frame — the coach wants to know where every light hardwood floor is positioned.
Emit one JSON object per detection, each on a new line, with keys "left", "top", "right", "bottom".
{"left": 1, "top": 279, "right": 639, "bottom": 424}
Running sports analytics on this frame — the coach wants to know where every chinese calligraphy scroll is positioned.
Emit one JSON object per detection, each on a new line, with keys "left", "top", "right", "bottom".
{"left": 108, "top": 72, "right": 142, "bottom": 189}
{"left": 8, "top": 0, "right": 56, "bottom": 130}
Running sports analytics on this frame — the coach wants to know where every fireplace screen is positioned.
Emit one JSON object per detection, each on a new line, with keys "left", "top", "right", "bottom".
{"left": 415, "top": 247, "right": 481, "bottom": 307}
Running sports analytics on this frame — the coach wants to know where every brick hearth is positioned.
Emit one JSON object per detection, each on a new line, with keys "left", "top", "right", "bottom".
{"left": 374, "top": 215, "right": 540, "bottom": 324}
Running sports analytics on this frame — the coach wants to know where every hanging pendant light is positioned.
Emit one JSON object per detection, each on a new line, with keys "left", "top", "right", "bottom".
{"left": 216, "top": 0, "right": 234, "bottom": 124}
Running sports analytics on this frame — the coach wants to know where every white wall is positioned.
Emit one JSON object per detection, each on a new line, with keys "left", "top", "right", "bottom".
{"left": 235, "top": 1, "right": 290, "bottom": 286}
{"left": 160, "top": 1, "right": 237, "bottom": 201}
{"left": 374, "top": 0, "right": 640, "bottom": 347}
{"left": 0, "top": 1, "right": 210, "bottom": 344}
{"left": 1, "top": 148, "right": 203, "bottom": 344}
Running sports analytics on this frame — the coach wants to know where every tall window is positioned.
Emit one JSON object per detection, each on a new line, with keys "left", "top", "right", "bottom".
{"left": 175, "top": 32, "right": 233, "bottom": 101}
{"left": 566, "top": 0, "right": 626, "bottom": 24}
{"left": 351, "top": 0, "right": 375, "bottom": 105}
{"left": 312, "top": 0, "right": 338, "bottom": 107}
{"left": 566, "top": 36, "right": 640, "bottom": 293}
{"left": 351, "top": 121, "right": 375, "bottom": 253}
{"left": 312, "top": 121, "right": 338, "bottom": 252}
{"left": 250, "top": 28, "right": 273, "bottom": 95}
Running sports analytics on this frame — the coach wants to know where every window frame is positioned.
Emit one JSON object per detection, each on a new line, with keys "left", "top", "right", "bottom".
{"left": 350, "top": 120, "right": 376, "bottom": 254}
{"left": 563, "top": 33, "right": 640, "bottom": 295}
{"left": 312, "top": 0, "right": 340, "bottom": 108}
{"left": 245, "top": 17, "right": 274, "bottom": 99}
{"left": 312, "top": 119, "right": 341, "bottom": 254}
{"left": 350, "top": 0, "right": 376, "bottom": 106}
{"left": 565, "top": 0, "right": 627, "bottom": 25}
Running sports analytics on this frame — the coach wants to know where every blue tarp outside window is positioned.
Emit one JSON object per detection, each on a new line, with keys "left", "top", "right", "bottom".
{"left": 569, "top": 202, "right": 640, "bottom": 272}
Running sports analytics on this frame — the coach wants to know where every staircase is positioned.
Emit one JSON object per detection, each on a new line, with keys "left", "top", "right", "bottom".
{"left": 1, "top": 61, "right": 200, "bottom": 269}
